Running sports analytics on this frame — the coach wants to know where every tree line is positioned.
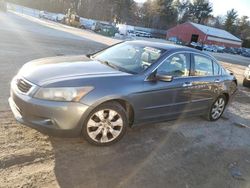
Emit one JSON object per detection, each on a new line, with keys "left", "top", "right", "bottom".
{"left": 8, "top": 0, "right": 250, "bottom": 47}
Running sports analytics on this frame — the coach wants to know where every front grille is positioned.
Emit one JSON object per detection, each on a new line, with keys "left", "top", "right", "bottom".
{"left": 17, "top": 79, "right": 32, "bottom": 93}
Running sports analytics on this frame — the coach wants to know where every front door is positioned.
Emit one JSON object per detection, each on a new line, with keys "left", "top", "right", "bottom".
{"left": 136, "top": 52, "right": 193, "bottom": 122}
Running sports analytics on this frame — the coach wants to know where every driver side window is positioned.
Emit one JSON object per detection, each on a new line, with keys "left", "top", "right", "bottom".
{"left": 157, "top": 53, "right": 190, "bottom": 77}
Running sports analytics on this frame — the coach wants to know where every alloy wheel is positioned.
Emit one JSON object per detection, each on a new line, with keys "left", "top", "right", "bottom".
{"left": 86, "top": 109, "right": 123, "bottom": 143}
{"left": 211, "top": 97, "right": 225, "bottom": 120}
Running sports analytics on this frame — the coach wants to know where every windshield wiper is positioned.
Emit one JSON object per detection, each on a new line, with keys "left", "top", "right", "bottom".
{"left": 94, "top": 58, "right": 119, "bottom": 70}
{"left": 103, "top": 61, "right": 137, "bottom": 74}
{"left": 94, "top": 58, "right": 136, "bottom": 74}
{"left": 103, "top": 61, "right": 120, "bottom": 70}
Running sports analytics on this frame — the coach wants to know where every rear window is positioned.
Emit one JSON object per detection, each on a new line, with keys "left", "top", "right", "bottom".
{"left": 194, "top": 55, "right": 213, "bottom": 76}
{"left": 213, "top": 62, "right": 220, "bottom": 75}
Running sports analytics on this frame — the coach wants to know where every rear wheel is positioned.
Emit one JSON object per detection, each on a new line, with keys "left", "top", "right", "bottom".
{"left": 82, "top": 102, "right": 128, "bottom": 146}
{"left": 206, "top": 95, "right": 227, "bottom": 121}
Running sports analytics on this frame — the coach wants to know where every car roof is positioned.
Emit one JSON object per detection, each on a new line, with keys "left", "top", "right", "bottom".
{"left": 126, "top": 40, "right": 195, "bottom": 51}
{"left": 125, "top": 40, "right": 180, "bottom": 50}
{"left": 125, "top": 40, "right": 217, "bottom": 61}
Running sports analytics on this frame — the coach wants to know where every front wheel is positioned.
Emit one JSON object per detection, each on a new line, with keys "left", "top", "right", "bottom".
{"left": 206, "top": 95, "right": 227, "bottom": 121}
{"left": 82, "top": 102, "right": 128, "bottom": 146}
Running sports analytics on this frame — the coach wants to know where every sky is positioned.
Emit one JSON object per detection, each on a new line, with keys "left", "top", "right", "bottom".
{"left": 134, "top": 0, "right": 250, "bottom": 18}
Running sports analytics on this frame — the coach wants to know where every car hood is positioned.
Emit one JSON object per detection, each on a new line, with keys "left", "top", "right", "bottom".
{"left": 18, "top": 55, "right": 129, "bottom": 86}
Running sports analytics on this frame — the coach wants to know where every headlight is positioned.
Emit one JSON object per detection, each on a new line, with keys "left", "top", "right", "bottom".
{"left": 34, "top": 87, "right": 94, "bottom": 102}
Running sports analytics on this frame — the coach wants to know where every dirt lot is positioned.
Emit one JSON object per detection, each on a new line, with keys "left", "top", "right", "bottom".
{"left": 1, "top": 11, "right": 250, "bottom": 188}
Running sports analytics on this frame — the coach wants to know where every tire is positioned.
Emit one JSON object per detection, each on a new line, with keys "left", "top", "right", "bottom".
{"left": 206, "top": 95, "right": 227, "bottom": 121}
{"left": 82, "top": 102, "right": 128, "bottom": 146}
{"left": 243, "top": 78, "right": 250, "bottom": 87}
{"left": 80, "top": 25, "right": 86, "bottom": 29}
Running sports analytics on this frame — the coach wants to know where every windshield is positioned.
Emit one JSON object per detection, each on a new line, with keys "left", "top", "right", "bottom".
{"left": 93, "top": 43, "right": 166, "bottom": 74}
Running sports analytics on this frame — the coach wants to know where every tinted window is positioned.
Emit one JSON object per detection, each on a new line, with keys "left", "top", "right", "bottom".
{"left": 158, "top": 53, "right": 190, "bottom": 77}
{"left": 213, "top": 62, "right": 220, "bottom": 75}
{"left": 194, "top": 55, "right": 213, "bottom": 76}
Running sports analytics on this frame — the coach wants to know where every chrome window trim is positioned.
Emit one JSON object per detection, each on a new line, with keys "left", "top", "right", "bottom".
{"left": 144, "top": 50, "right": 220, "bottom": 81}
{"left": 212, "top": 61, "right": 221, "bottom": 76}
{"left": 151, "top": 51, "right": 216, "bottom": 73}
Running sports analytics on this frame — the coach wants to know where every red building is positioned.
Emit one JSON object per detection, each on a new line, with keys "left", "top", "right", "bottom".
{"left": 167, "top": 22, "right": 242, "bottom": 48}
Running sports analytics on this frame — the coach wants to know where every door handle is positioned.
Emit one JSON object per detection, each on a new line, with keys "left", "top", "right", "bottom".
{"left": 183, "top": 82, "right": 192, "bottom": 87}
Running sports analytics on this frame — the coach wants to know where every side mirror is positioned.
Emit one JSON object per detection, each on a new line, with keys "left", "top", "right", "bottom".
{"left": 156, "top": 72, "right": 173, "bottom": 82}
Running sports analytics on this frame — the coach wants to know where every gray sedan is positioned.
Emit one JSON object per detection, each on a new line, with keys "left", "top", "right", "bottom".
{"left": 9, "top": 41, "right": 237, "bottom": 145}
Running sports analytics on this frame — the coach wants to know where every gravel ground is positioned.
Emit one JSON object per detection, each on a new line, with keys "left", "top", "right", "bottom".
{"left": 1, "top": 88, "right": 250, "bottom": 188}
{"left": 0, "top": 11, "right": 250, "bottom": 188}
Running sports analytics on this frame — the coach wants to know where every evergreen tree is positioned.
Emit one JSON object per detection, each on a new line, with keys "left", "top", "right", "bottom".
{"left": 224, "top": 9, "right": 238, "bottom": 35}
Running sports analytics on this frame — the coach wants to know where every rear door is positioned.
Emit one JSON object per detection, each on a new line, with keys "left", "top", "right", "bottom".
{"left": 189, "top": 53, "right": 219, "bottom": 113}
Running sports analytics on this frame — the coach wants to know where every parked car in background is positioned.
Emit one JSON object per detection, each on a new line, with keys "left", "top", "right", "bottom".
{"left": 39, "top": 11, "right": 51, "bottom": 20}
{"left": 242, "top": 51, "right": 250, "bottom": 58}
{"left": 127, "top": 30, "right": 136, "bottom": 37}
{"left": 56, "top": 13, "right": 65, "bottom": 23}
{"left": 203, "top": 45, "right": 217, "bottom": 52}
{"left": 134, "top": 30, "right": 152, "bottom": 38}
{"left": 243, "top": 65, "right": 250, "bottom": 87}
{"left": 39, "top": 11, "right": 65, "bottom": 22}
{"left": 223, "top": 47, "right": 237, "bottom": 54}
{"left": 189, "top": 42, "right": 203, "bottom": 50}
{"left": 214, "top": 46, "right": 225, "bottom": 53}
{"left": 168, "top": 37, "right": 183, "bottom": 45}
{"left": 92, "top": 22, "right": 118, "bottom": 37}
{"left": 234, "top": 48, "right": 243, "bottom": 55}
{"left": 242, "top": 52, "right": 250, "bottom": 57}
{"left": 9, "top": 41, "right": 237, "bottom": 145}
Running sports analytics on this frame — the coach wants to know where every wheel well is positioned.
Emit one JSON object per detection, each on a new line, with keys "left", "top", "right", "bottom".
{"left": 114, "top": 99, "right": 135, "bottom": 126}
{"left": 101, "top": 99, "right": 135, "bottom": 126}
{"left": 222, "top": 93, "right": 229, "bottom": 104}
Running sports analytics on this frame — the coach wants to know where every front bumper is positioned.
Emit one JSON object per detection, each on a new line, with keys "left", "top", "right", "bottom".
{"left": 9, "top": 89, "right": 90, "bottom": 137}
{"left": 244, "top": 74, "right": 250, "bottom": 81}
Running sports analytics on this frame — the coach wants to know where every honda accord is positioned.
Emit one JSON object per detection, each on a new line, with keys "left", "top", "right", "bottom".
{"left": 9, "top": 41, "right": 237, "bottom": 145}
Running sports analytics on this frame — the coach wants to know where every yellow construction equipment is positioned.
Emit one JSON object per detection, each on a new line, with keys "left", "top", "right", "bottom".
{"left": 63, "top": 8, "right": 81, "bottom": 28}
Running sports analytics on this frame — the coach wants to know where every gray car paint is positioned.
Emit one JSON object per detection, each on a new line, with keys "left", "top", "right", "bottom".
{"left": 18, "top": 55, "right": 130, "bottom": 86}
{"left": 9, "top": 41, "right": 237, "bottom": 136}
